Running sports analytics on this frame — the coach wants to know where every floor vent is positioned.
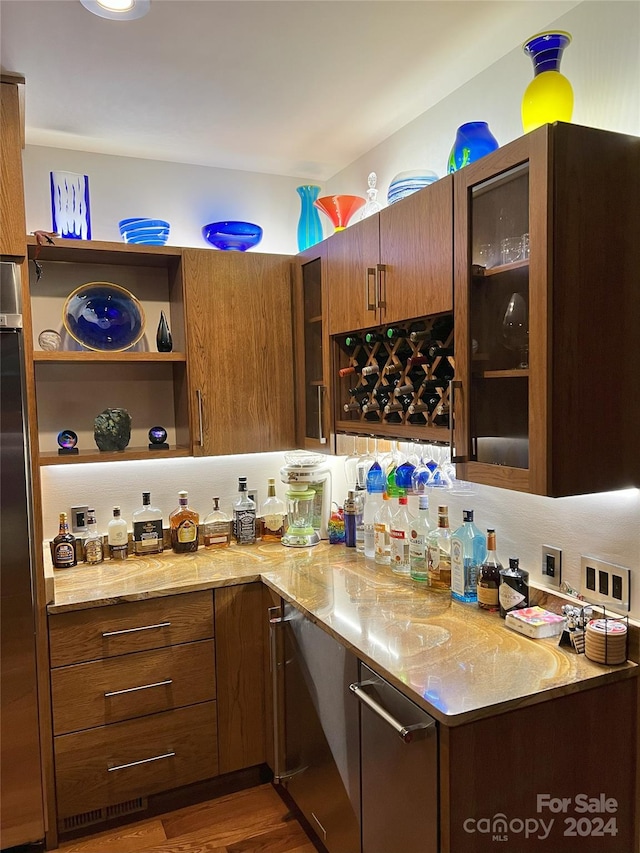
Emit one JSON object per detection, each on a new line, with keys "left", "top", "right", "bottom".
{"left": 60, "top": 797, "right": 147, "bottom": 832}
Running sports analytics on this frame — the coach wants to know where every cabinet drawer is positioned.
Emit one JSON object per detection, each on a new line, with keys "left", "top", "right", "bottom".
{"left": 51, "top": 639, "right": 216, "bottom": 735}
{"left": 49, "top": 591, "right": 214, "bottom": 667}
{"left": 54, "top": 701, "right": 218, "bottom": 819}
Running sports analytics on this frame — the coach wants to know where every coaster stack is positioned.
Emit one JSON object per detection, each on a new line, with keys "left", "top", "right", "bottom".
{"left": 584, "top": 618, "right": 628, "bottom": 665}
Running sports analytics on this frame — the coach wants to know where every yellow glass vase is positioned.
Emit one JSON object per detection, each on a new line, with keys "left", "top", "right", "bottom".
{"left": 521, "top": 31, "right": 573, "bottom": 134}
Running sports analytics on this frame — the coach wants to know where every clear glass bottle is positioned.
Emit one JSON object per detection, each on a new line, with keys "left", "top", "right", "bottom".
{"left": 477, "top": 528, "right": 503, "bottom": 611}
{"left": 260, "top": 478, "right": 286, "bottom": 542}
{"left": 107, "top": 506, "right": 129, "bottom": 560}
{"left": 373, "top": 492, "right": 392, "bottom": 566}
{"left": 53, "top": 511, "right": 77, "bottom": 569}
{"left": 389, "top": 495, "right": 413, "bottom": 575}
{"left": 409, "top": 494, "right": 432, "bottom": 581}
{"left": 132, "top": 491, "right": 164, "bottom": 555}
{"left": 202, "top": 497, "right": 232, "bottom": 548}
{"left": 343, "top": 490, "right": 359, "bottom": 548}
{"left": 499, "top": 557, "right": 530, "bottom": 618}
{"left": 427, "top": 505, "right": 452, "bottom": 592}
{"left": 451, "top": 510, "right": 487, "bottom": 603}
{"left": 169, "top": 491, "right": 199, "bottom": 553}
{"left": 233, "top": 477, "right": 256, "bottom": 545}
{"left": 363, "top": 471, "right": 384, "bottom": 561}
{"left": 83, "top": 508, "right": 104, "bottom": 565}
{"left": 355, "top": 488, "right": 366, "bottom": 554}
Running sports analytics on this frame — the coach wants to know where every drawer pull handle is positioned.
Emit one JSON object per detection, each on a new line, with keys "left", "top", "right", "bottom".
{"left": 349, "top": 681, "right": 435, "bottom": 743}
{"left": 108, "top": 751, "right": 175, "bottom": 772}
{"left": 104, "top": 679, "right": 173, "bottom": 698}
{"left": 102, "top": 621, "right": 171, "bottom": 638}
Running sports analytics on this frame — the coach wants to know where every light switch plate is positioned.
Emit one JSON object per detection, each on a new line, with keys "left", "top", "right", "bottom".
{"left": 70, "top": 505, "right": 89, "bottom": 534}
{"left": 580, "top": 556, "right": 630, "bottom": 613}
{"left": 541, "top": 545, "right": 562, "bottom": 588}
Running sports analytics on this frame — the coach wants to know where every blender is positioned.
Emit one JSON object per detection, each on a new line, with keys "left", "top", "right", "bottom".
{"left": 281, "top": 484, "right": 318, "bottom": 547}
{"left": 280, "top": 450, "right": 332, "bottom": 541}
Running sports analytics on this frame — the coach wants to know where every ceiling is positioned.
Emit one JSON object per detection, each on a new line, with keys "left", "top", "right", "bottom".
{"left": 0, "top": 0, "right": 580, "bottom": 181}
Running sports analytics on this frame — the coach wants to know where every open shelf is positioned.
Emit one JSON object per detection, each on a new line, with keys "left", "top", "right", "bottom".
{"left": 480, "top": 368, "right": 529, "bottom": 378}
{"left": 39, "top": 445, "right": 191, "bottom": 466}
{"left": 33, "top": 351, "right": 187, "bottom": 363}
{"left": 472, "top": 259, "right": 529, "bottom": 277}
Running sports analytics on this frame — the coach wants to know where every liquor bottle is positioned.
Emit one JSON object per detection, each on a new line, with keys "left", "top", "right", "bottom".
{"left": 202, "top": 497, "right": 232, "bottom": 548}
{"left": 53, "top": 512, "right": 77, "bottom": 569}
{"left": 499, "top": 557, "right": 530, "bottom": 618}
{"left": 107, "top": 506, "right": 129, "bottom": 560}
{"left": 169, "top": 491, "right": 199, "bottom": 553}
{"left": 477, "top": 528, "right": 503, "bottom": 611}
{"left": 132, "top": 491, "right": 164, "bottom": 555}
{"left": 373, "top": 492, "right": 392, "bottom": 566}
{"left": 344, "top": 334, "right": 362, "bottom": 349}
{"left": 233, "top": 477, "right": 256, "bottom": 545}
{"left": 451, "top": 510, "right": 487, "bottom": 603}
{"left": 343, "top": 490, "right": 359, "bottom": 548}
{"left": 83, "top": 508, "right": 104, "bottom": 565}
{"left": 427, "top": 505, "right": 452, "bottom": 592}
{"left": 260, "top": 478, "right": 286, "bottom": 542}
{"left": 389, "top": 495, "right": 413, "bottom": 575}
{"left": 409, "top": 495, "right": 432, "bottom": 581}
{"left": 364, "top": 465, "right": 385, "bottom": 560}
{"left": 355, "top": 488, "right": 366, "bottom": 554}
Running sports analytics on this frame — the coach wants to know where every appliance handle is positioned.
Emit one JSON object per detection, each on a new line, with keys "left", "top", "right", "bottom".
{"left": 107, "top": 751, "right": 175, "bottom": 772}
{"left": 349, "top": 680, "right": 435, "bottom": 743}
{"left": 102, "top": 621, "right": 171, "bottom": 638}
{"left": 104, "top": 678, "right": 173, "bottom": 698}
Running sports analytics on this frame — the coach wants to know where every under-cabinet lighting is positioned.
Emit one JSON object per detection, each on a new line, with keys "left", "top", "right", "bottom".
{"left": 80, "top": 0, "right": 150, "bottom": 20}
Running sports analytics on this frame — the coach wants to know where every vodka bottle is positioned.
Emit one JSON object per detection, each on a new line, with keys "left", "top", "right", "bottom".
{"left": 363, "top": 464, "right": 385, "bottom": 560}
{"left": 373, "top": 493, "right": 392, "bottom": 566}
{"left": 409, "top": 495, "right": 432, "bottom": 581}
{"left": 389, "top": 495, "right": 413, "bottom": 575}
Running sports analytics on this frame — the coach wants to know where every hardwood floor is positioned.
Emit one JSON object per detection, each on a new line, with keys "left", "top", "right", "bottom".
{"left": 57, "top": 785, "right": 317, "bottom": 853}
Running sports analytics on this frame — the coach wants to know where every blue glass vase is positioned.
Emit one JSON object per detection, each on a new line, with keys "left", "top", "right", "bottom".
{"left": 296, "top": 185, "right": 323, "bottom": 252}
{"left": 447, "top": 122, "right": 499, "bottom": 174}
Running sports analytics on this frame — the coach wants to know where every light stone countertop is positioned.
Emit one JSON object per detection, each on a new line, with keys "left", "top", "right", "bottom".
{"left": 47, "top": 541, "right": 637, "bottom": 726}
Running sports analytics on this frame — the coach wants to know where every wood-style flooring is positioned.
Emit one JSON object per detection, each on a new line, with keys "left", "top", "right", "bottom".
{"left": 57, "top": 785, "right": 317, "bottom": 853}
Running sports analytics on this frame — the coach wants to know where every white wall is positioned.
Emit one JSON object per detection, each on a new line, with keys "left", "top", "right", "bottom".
{"left": 30, "top": 0, "right": 640, "bottom": 618}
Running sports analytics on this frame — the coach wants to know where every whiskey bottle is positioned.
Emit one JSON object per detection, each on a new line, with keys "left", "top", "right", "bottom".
{"left": 169, "top": 491, "right": 199, "bottom": 553}
{"left": 477, "top": 529, "right": 503, "bottom": 611}
{"left": 132, "top": 491, "right": 164, "bottom": 555}
{"left": 260, "top": 478, "right": 286, "bottom": 542}
{"left": 53, "top": 512, "right": 77, "bottom": 569}
{"left": 202, "top": 497, "right": 232, "bottom": 548}
{"left": 107, "top": 506, "right": 129, "bottom": 561}
{"left": 83, "top": 508, "right": 104, "bottom": 565}
{"left": 233, "top": 477, "right": 256, "bottom": 545}
{"left": 427, "top": 506, "right": 452, "bottom": 592}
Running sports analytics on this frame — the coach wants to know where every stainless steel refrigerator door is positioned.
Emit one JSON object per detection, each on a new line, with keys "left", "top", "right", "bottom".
{"left": 355, "top": 662, "right": 438, "bottom": 853}
{"left": 281, "top": 603, "right": 360, "bottom": 853}
{"left": 0, "top": 329, "right": 45, "bottom": 848}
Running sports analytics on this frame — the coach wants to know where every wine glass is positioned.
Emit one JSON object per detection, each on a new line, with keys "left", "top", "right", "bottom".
{"left": 344, "top": 435, "right": 360, "bottom": 490}
{"left": 502, "top": 292, "right": 529, "bottom": 368}
{"left": 355, "top": 438, "right": 375, "bottom": 490}
{"left": 411, "top": 444, "right": 433, "bottom": 494}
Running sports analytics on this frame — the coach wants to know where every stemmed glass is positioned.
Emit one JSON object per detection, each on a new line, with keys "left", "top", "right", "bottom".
{"left": 355, "top": 438, "right": 375, "bottom": 490}
{"left": 411, "top": 444, "right": 433, "bottom": 494}
{"left": 428, "top": 445, "right": 452, "bottom": 490}
{"left": 344, "top": 434, "right": 360, "bottom": 490}
{"left": 502, "top": 292, "right": 529, "bottom": 368}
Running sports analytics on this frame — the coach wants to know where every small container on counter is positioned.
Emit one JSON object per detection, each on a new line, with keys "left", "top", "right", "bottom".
{"left": 498, "top": 557, "right": 529, "bottom": 618}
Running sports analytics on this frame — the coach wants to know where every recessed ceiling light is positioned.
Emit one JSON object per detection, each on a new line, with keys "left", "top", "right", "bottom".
{"left": 80, "top": 0, "right": 150, "bottom": 20}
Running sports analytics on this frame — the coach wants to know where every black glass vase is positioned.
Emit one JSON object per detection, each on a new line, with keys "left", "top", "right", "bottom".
{"left": 156, "top": 310, "right": 173, "bottom": 353}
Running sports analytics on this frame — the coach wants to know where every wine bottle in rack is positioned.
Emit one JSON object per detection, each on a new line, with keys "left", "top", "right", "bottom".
{"left": 364, "top": 331, "right": 385, "bottom": 344}
{"left": 385, "top": 326, "right": 409, "bottom": 341}
{"left": 338, "top": 362, "right": 381, "bottom": 378}
{"left": 344, "top": 334, "right": 362, "bottom": 349}
{"left": 409, "top": 329, "right": 431, "bottom": 343}
{"left": 383, "top": 361, "right": 404, "bottom": 376}
{"left": 427, "top": 343, "right": 455, "bottom": 360}
{"left": 384, "top": 394, "right": 413, "bottom": 414}
{"left": 373, "top": 377, "right": 399, "bottom": 397}
{"left": 433, "top": 399, "right": 450, "bottom": 427}
{"left": 407, "top": 354, "right": 431, "bottom": 368}
{"left": 348, "top": 384, "right": 374, "bottom": 399}
{"left": 344, "top": 400, "right": 366, "bottom": 413}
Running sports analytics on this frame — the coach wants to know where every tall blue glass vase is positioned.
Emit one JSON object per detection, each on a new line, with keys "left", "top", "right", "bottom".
{"left": 447, "top": 122, "right": 499, "bottom": 174}
{"left": 296, "top": 185, "right": 323, "bottom": 252}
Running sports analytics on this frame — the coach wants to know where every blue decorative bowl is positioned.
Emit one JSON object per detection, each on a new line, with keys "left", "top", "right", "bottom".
{"left": 118, "top": 218, "right": 170, "bottom": 245}
{"left": 202, "top": 221, "right": 263, "bottom": 251}
{"left": 63, "top": 282, "right": 145, "bottom": 352}
{"left": 387, "top": 170, "right": 438, "bottom": 205}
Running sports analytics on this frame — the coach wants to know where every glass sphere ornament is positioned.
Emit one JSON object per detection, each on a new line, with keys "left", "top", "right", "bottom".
{"left": 57, "top": 429, "right": 78, "bottom": 455}
{"left": 148, "top": 425, "right": 169, "bottom": 450}
{"left": 521, "top": 31, "right": 573, "bottom": 134}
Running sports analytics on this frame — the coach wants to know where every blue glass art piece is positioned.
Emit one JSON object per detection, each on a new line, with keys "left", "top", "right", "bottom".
{"left": 296, "top": 185, "right": 323, "bottom": 251}
{"left": 57, "top": 429, "right": 78, "bottom": 455}
{"left": 387, "top": 170, "right": 438, "bottom": 205}
{"left": 447, "top": 122, "right": 499, "bottom": 173}
{"left": 202, "top": 221, "right": 263, "bottom": 251}
{"left": 148, "top": 425, "right": 169, "bottom": 450}
{"left": 50, "top": 171, "right": 91, "bottom": 240}
{"left": 118, "top": 218, "right": 170, "bottom": 245}
{"left": 63, "top": 282, "right": 145, "bottom": 352}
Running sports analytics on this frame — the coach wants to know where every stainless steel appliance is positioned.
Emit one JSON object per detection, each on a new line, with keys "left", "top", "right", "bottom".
{"left": 0, "top": 261, "right": 45, "bottom": 848}
{"left": 270, "top": 602, "right": 360, "bottom": 853}
{"left": 351, "top": 663, "right": 438, "bottom": 853}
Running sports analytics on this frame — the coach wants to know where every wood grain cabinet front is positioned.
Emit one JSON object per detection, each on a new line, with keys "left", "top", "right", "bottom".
{"left": 0, "top": 78, "right": 26, "bottom": 258}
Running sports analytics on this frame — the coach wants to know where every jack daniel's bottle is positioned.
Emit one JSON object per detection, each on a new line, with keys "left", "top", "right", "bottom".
{"left": 233, "top": 477, "right": 256, "bottom": 545}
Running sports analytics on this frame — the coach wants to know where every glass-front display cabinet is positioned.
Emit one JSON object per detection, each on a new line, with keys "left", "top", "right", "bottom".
{"left": 453, "top": 123, "right": 640, "bottom": 496}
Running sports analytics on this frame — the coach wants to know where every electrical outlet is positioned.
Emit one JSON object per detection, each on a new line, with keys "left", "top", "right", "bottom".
{"left": 541, "top": 545, "right": 562, "bottom": 588}
{"left": 70, "top": 505, "right": 89, "bottom": 534}
{"left": 580, "top": 556, "right": 630, "bottom": 613}
{"left": 248, "top": 490, "right": 258, "bottom": 506}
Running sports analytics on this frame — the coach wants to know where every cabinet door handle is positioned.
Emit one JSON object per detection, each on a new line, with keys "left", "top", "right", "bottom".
{"left": 107, "top": 751, "right": 175, "bottom": 772}
{"left": 317, "top": 385, "right": 326, "bottom": 445}
{"left": 104, "top": 679, "right": 173, "bottom": 698}
{"left": 101, "top": 621, "right": 171, "bottom": 638}
{"left": 196, "top": 388, "right": 204, "bottom": 446}
{"left": 449, "top": 379, "right": 466, "bottom": 463}
{"left": 349, "top": 680, "right": 435, "bottom": 743}
{"left": 376, "top": 263, "right": 387, "bottom": 309}
{"left": 366, "top": 267, "right": 377, "bottom": 311}
{"left": 268, "top": 605, "right": 285, "bottom": 782}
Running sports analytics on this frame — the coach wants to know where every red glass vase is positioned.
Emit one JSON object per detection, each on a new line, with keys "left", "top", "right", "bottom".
{"left": 314, "top": 195, "right": 366, "bottom": 232}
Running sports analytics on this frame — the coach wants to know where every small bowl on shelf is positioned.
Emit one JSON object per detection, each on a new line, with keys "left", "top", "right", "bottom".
{"left": 118, "top": 218, "right": 170, "bottom": 245}
{"left": 387, "top": 170, "right": 438, "bottom": 205}
{"left": 202, "top": 221, "right": 263, "bottom": 251}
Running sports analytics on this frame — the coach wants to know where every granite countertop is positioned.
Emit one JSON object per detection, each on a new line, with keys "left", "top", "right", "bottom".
{"left": 47, "top": 542, "right": 637, "bottom": 726}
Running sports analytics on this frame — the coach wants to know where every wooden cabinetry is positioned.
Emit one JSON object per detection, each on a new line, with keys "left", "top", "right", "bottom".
{"left": 26, "top": 238, "right": 190, "bottom": 465}
{"left": 0, "top": 75, "right": 26, "bottom": 258}
{"left": 453, "top": 122, "right": 640, "bottom": 496}
{"left": 327, "top": 176, "right": 453, "bottom": 335}
{"left": 48, "top": 591, "right": 217, "bottom": 830}
{"left": 183, "top": 249, "right": 295, "bottom": 456}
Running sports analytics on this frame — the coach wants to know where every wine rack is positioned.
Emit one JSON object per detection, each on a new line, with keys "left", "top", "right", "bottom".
{"left": 333, "top": 314, "right": 455, "bottom": 443}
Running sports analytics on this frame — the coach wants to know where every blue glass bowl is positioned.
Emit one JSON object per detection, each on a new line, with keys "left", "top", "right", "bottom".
{"left": 118, "top": 218, "right": 170, "bottom": 245}
{"left": 387, "top": 170, "right": 438, "bottom": 205}
{"left": 63, "top": 282, "right": 146, "bottom": 352}
{"left": 202, "top": 221, "right": 263, "bottom": 251}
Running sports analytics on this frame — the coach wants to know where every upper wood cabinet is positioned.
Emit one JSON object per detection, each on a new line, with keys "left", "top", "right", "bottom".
{"left": 327, "top": 176, "right": 453, "bottom": 335}
{"left": 453, "top": 122, "right": 640, "bottom": 496}
{"left": 183, "top": 249, "right": 295, "bottom": 457}
{"left": 0, "top": 77, "right": 27, "bottom": 258}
